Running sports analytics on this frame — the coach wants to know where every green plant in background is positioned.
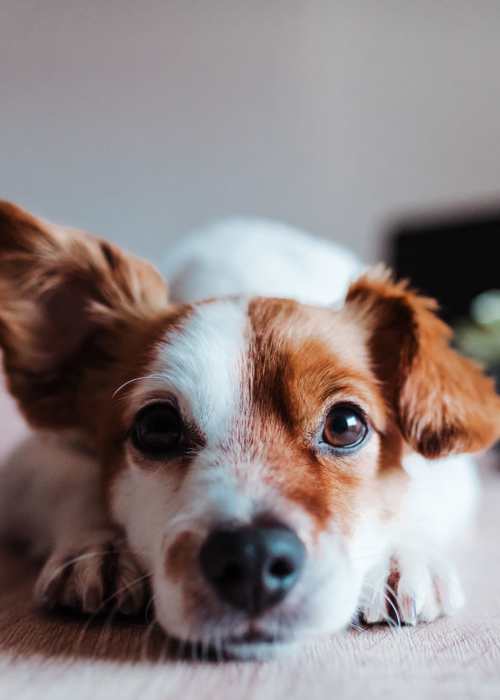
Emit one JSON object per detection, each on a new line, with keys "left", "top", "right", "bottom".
{"left": 454, "top": 290, "right": 500, "bottom": 369}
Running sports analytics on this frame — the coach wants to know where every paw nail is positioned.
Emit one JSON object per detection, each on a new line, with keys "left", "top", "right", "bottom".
{"left": 401, "top": 595, "right": 417, "bottom": 625}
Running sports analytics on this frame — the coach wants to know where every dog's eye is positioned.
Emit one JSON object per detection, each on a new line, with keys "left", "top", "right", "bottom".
{"left": 131, "top": 403, "right": 183, "bottom": 458}
{"left": 322, "top": 405, "right": 368, "bottom": 449}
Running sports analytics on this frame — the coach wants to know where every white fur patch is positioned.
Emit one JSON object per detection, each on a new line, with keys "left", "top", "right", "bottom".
{"left": 131, "top": 298, "right": 250, "bottom": 443}
{"left": 161, "top": 218, "right": 363, "bottom": 306}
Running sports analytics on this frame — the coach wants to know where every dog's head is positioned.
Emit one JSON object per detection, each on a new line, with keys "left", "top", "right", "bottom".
{"left": 1, "top": 202, "right": 499, "bottom": 658}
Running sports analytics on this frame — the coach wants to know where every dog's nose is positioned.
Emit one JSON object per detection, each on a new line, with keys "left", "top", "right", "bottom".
{"left": 199, "top": 524, "right": 306, "bottom": 615}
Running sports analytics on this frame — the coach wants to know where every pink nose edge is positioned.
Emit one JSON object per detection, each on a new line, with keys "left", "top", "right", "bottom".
{"left": 0, "top": 360, "right": 29, "bottom": 463}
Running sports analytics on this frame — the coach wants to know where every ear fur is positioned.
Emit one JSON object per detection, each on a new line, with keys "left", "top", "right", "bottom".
{"left": 0, "top": 200, "right": 168, "bottom": 430}
{"left": 346, "top": 266, "right": 500, "bottom": 458}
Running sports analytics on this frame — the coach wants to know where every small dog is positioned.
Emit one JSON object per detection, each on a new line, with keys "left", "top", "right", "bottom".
{"left": 1, "top": 201, "right": 499, "bottom": 660}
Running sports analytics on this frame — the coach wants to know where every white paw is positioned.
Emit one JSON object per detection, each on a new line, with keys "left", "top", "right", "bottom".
{"left": 358, "top": 553, "right": 465, "bottom": 626}
{"left": 34, "top": 531, "right": 148, "bottom": 616}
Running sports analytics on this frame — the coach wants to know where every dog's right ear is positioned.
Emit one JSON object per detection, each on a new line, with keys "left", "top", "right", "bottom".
{"left": 0, "top": 200, "right": 168, "bottom": 430}
{"left": 346, "top": 267, "right": 500, "bottom": 458}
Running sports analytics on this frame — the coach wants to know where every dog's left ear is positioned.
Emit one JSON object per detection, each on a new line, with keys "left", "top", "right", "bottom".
{"left": 0, "top": 201, "right": 168, "bottom": 430}
{"left": 346, "top": 267, "right": 500, "bottom": 458}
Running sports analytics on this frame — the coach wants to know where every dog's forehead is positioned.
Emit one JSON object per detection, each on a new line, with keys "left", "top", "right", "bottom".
{"left": 247, "top": 296, "right": 369, "bottom": 368}
{"left": 146, "top": 297, "right": 371, "bottom": 438}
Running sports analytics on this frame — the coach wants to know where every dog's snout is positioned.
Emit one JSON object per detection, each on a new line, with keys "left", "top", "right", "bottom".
{"left": 199, "top": 524, "right": 305, "bottom": 615}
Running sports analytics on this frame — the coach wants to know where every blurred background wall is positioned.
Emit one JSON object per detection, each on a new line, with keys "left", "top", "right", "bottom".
{"left": 1, "top": 0, "right": 500, "bottom": 263}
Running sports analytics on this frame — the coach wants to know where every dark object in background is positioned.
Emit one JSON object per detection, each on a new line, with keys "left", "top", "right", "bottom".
{"left": 389, "top": 206, "right": 500, "bottom": 395}
{"left": 390, "top": 208, "right": 499, "bottom": 324}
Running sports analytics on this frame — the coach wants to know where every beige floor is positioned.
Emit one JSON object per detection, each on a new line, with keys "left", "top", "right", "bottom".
{"left": 1, "top": 384, "right": 499, "bottom": 700}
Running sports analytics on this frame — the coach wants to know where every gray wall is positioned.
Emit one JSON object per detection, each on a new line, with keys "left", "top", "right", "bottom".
{"left": 1, "top": 1, "right": 500, "bottom": 263}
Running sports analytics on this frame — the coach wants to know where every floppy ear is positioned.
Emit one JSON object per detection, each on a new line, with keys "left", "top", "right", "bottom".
{"left": 346, "top": 267, "right": 500, "bottom": 458}
{"left": 0, "top": 200, "right": 168, "bottom": 430}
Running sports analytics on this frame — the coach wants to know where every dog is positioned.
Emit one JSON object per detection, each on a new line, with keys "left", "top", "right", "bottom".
{"left": 0, "top": 201, "right": 499, "bottom": 660}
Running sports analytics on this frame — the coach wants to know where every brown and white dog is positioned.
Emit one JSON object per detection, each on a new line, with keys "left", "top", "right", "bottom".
{"left": 0, "top": 201, "right": 499, "bottom": 660}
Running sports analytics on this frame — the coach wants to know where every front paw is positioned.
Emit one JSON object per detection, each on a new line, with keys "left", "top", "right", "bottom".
{"left": 358, "top": 553, "right": 465, "bottom": 626}
{"left": 34, "top": 531, "right": 148, "bottom": 616}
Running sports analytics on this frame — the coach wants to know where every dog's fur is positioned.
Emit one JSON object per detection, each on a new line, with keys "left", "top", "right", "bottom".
{"left": 1, "top": 201, "right": 499, "bottom": 659}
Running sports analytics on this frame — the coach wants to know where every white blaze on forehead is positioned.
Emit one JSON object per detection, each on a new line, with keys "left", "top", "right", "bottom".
{"left": 151, "top": 298, "right": 249, "bottom": 441}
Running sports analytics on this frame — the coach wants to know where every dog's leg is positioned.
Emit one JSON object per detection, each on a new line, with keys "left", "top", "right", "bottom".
{"left": 358, "top": 453, "right": 478, "bottom": 627}
{"left": 0, "top": 434, "right": 147, "bottom": 615}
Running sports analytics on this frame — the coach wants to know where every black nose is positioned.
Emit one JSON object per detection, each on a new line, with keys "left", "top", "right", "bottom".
{"left": 199, "top": 524, "right": 306, "bottom": 615}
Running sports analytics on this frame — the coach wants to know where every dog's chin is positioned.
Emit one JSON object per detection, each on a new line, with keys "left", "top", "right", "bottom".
{"left": 193, "top": 634, "right": 301, "bottom": 662}
{"left": 166, "top": 628, "right": 303, "bottom": 662}
{"left": 221, "top": 630, "right": 301, "bottom": 661}
{"left": 223, "top": 638, "right": 299, "bottom": 661}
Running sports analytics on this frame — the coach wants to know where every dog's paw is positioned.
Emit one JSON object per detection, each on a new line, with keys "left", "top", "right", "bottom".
{"left": 34, "top": 531, "right": 148, "bottom": 616}
{"left": 358, "top": 553, "right": 465, "bottom": 626}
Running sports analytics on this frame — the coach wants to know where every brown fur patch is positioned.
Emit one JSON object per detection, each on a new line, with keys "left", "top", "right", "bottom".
{"left": 0, "top": 200, "right": 169, "bottom": 432}
{"left": 166, "top": 531, "right": 200, "bottom": 583}
{"left": 246, "top": 298, "right": 386, "bottom": 532}
{"left": 165, "top": 531, "right": 210, "bottom": 624}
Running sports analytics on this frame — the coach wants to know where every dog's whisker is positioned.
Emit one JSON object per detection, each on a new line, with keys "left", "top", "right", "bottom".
{"left": 111, "top": 374, "right": 167, "bottom": 399}
{"left": 44, "top": 550, "right": 108, "bottom": 584}
{"left": 140, "top": 611, "right": 158, "bottom": 662}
